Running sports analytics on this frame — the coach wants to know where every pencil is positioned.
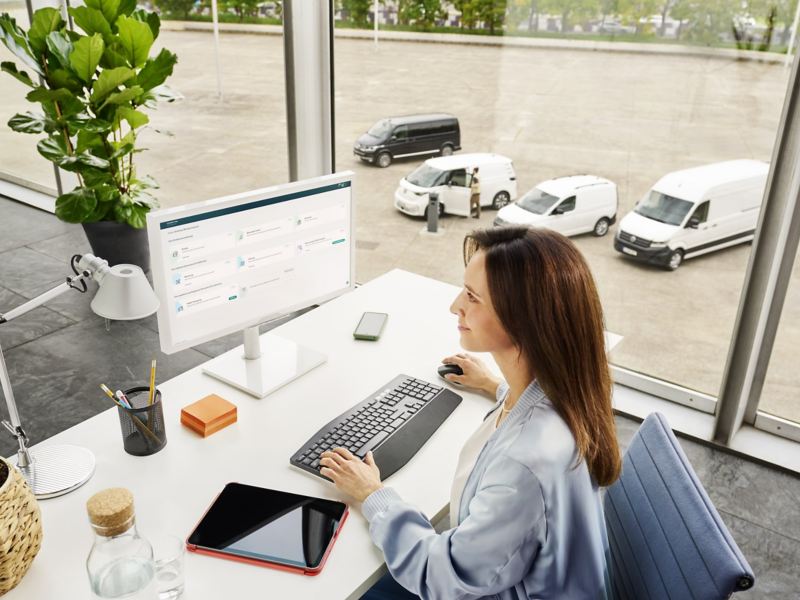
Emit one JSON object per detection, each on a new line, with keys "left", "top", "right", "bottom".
{"left": 148, "top": 359, "right": 157, "bottom": 406}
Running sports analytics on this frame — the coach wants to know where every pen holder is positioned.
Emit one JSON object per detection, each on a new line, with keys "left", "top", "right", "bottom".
{"left": 117, "top": 387, "right": 167, "bottom": 456}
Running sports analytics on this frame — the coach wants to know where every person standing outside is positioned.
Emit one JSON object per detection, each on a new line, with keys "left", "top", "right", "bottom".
{"left": 469, "top": 167, "right": 481, "bottom": 218}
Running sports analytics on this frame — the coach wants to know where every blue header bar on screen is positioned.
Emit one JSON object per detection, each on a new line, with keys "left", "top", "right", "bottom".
{"left": 159, "top": 181, "right": 352, "bottom": 229}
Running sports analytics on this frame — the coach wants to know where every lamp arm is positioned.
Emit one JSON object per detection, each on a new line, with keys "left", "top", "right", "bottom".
{"left": 0, "top": 253, "right": 103, "bottom": 470}
{"left": 0, "top": 276, "right": 88, "bottom": 324}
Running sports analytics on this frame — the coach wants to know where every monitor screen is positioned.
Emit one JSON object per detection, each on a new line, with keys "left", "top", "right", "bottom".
{"left": 146, "top": 172, "right": 354, "bottom": 353}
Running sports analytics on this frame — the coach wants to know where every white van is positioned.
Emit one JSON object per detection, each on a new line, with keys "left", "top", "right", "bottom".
{"left": 614, "top": 160, "right": 768, "bottom": 270}
{"left": 394, "top": 153, "right": 517, "bottom": 218}
{"left": 493, "top": 175, "right": 618, "bottom": 237}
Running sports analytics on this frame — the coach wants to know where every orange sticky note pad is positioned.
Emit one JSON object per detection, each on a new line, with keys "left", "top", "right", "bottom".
{"left": 181, "top": 394, "right": 237, "bottom": 437}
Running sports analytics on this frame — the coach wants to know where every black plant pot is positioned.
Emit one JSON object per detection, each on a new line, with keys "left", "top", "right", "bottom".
{"left": 82, "top": 221, "right": 150, "bottom": 272}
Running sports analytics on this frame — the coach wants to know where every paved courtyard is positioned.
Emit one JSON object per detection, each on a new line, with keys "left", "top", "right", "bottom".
{"left": 1, "top": 28, "right": 798, "bottom": 422}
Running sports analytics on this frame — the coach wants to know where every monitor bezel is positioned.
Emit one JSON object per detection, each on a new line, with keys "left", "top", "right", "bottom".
{"left": 146, "top": 171, "right": 356, "bottom": 354}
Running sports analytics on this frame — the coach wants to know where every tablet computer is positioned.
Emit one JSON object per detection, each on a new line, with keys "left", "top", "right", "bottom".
{"left": 186, "top": 482, "right": 349, "bottom": 576}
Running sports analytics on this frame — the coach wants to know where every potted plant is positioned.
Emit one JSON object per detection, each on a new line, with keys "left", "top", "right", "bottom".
{"left": 0, "top": 2, "right": 178, "bottom": 270}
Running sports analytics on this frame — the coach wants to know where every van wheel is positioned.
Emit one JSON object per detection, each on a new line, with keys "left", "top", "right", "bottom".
{"left": 593, "top": 218, "right": 610, "bottom": 237}
{"left": 667, "top": 249, "right": 684, "bottom": 271}
{"left": 376, "top": 152, "right": 392, "bottom": 168}
{"left": 492, "top": 191, "right": 511, "bottom": 209}
{"left": 440, "top": 144, "right": 454, "bottom": 156}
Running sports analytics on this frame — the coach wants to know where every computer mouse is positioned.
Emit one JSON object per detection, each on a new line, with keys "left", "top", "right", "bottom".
{"left": 437, "top": 363, "right": 463, "bottom": 384}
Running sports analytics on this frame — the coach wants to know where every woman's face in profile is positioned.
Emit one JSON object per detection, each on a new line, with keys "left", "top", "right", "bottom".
{"left": 450, "top": 250, "right": 514, "bottom": 354}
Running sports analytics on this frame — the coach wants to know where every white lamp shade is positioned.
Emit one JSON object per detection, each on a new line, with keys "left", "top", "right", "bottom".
{"left": 90, "top": 264, "right": 160, "bottom": 320}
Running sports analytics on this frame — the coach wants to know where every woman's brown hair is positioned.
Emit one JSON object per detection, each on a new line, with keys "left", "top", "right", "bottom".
{"left": 464, "top": 226, "right": 621, "bottom": 486}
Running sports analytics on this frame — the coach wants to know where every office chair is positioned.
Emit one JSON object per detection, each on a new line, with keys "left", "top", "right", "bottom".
{"left": 604, "top": 412, "right": 755, "bottom": 599}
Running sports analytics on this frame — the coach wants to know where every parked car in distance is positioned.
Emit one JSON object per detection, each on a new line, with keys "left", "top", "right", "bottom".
{"left": 598, "top": 20, "right": 636, "bottom": 34}
{"left": 394, "top": 153, "right": 516, "bottom": 218}
{"left": 354, "top": 114, "right": 460, "bottom": 168}
{"left": 493, "top": 175, "right": 618, "bottom": 237}
{"left": 614, "top": 159, "right": 768, "bottom": 270}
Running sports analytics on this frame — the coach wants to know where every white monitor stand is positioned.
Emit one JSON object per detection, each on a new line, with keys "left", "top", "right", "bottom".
{"left": 202, "top": 326, "right": 326, "bottom": 398}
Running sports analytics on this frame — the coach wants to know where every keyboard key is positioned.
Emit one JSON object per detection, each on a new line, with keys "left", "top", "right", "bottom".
{"left": 355, "top": 431, "right": 389, "bottom": 458}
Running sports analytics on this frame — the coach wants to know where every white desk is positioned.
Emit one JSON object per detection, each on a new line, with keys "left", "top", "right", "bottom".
{"left": 7, "top": 269, "right": 495, "bottom": 600}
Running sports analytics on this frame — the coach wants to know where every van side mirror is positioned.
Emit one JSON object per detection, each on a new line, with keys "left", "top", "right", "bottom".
{"left": 552, "top": 207, "right": 563, "bottom": 215}
{"left": 687, "top": 217, "right": 700, "bottom": 229}
{"left": 447, "top": 180, "right": 453, "bottom": 186}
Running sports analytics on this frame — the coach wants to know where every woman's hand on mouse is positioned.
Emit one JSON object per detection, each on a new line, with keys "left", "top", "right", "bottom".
{"left": 320, "top": 448, "right": 383, "bottom": 502}
{"left": 441, "top": 353, "right": 501, "bottom": 396}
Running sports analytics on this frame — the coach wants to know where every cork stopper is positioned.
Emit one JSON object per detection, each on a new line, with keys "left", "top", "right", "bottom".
{"left": 86, "top": 488, "right": 136, "bottom": 537}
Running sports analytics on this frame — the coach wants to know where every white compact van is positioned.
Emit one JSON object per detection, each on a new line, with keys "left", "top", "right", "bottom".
{"left": 493, "top": 175, "right": 618, "bottom": 237}
{"left": 394, "top": 153, "right": 517, "bottom": 218}
{"left": 614, "top": 159, "right": 768, "bottom": 270}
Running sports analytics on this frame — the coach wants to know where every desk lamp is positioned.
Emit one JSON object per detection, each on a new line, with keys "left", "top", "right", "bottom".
{"left": 0, "top": 253, "right": 159, "bottom": 498}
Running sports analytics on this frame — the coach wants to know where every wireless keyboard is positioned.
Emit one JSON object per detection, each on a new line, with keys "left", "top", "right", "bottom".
{"left": 290, "top": 374, "right": 462, "bottom": 480}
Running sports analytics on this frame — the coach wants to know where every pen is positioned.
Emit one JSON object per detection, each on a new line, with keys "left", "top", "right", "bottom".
{"left": 115, "top": 390, "right": 132, "bottom": 409}
{"left": 148, "top": 359, "right": 157, "bottom": 406}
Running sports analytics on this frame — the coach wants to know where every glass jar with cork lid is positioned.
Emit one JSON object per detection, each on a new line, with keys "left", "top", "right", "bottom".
{"left": 86, "top": 487, "right": 157, "bottom": 600}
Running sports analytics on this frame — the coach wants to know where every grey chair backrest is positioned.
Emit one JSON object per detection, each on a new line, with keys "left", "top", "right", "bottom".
{"left": 604, "top": 412, "right": 755, "bottom": 599}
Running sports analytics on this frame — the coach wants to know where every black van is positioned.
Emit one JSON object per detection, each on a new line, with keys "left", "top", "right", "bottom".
{"left": 353, "top": 114, "right": 461, "bottom": 168}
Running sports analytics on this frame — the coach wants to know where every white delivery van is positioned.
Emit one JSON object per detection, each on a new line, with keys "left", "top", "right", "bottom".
{"left": 493, "top": 175, "right": 618, "bottom": 237}
{"left": 394, "top": 153, "right": 517, "bottom": 218}
{"left": 614, "top": 159, "right": 768, "bottom": 270}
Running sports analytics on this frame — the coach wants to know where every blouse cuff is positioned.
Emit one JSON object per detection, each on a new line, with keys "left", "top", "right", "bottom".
{"left": 362, "top": 486, "right": 403, "bottom": 522}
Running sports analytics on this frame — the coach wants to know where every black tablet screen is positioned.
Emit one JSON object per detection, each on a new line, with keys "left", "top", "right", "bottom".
{"left": 188, "top": 483, "right": 348, "bottom": 569}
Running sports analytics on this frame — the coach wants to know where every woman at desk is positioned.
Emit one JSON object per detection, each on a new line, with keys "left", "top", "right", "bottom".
{"left": 320, "top": 226, "right": 621, "bottom": 599}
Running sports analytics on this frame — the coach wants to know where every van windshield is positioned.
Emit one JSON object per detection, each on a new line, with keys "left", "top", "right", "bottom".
{"left": 406, "top": 164, "right": 445, "bottom": 188}
{"left": 634, "top": 191, "right": 693, "bottom": 226}
{"left": 367, "top": 120, "right": 392, "bottom": 141}
{"left": 516, "top": 188, "right": 560, "bottom": 215}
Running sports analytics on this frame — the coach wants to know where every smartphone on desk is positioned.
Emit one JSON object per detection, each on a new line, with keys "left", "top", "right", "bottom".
{"left": 353, "top": 311, "right": 388, "bottom": 341}
{"left": 186, "top": 483, "right": 348, "bottom": 576}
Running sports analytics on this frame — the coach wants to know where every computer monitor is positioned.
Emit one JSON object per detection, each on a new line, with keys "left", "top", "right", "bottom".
{"left": 146, "top": 172, "right": 355, "bottom": 397}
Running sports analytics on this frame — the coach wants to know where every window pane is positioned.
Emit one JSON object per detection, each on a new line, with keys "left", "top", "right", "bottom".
{"left": 760, "top": 246, "right": 800, "bottom": 424}
{"left": 335, "top": 3, "right": 790, "bottom": 400}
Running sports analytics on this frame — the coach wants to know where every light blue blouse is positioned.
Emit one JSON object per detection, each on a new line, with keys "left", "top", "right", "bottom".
{"left": 362, "top": 380, "right": 610, "bottom": 600}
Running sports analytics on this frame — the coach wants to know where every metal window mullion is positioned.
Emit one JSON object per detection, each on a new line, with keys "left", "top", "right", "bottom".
{"left": 282, "top": 0, "right": 335, "bottom": 182}
{"left": 713, "top": 50, "right": 800, "bottom": 444}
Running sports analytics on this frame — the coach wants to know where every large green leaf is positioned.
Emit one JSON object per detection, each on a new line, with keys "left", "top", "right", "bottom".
{"left": 45, "top": 31, "right": 73, "bottom": 70}
{"left": 26, "top": 86, "right": 84, "bottom": 117}
{"left": 85, "top": 0, "right": 121, "bottom": 28}
{"left": 115, "top": 15, "right": 153, "bottom": 68}
{"left": 28, "top": 8, "right": 63, "bottom": 56}
{"left": 8, "top": 111, "right": 53, "bottom": 134}
{"left": 119, "top": 0, "right": 137, "bottom": 18}
{"left": 82, "top": 118, "right": 113, "bottom": 133}
{"left": 116, "top": 105, "right": 148, "bottom": 129}
{"left": 37, "top": 134, "right": 69, "bottom": 162}
{"left": 99, "top": 43, "right": 128, "bottom": 69}
{"left": 58, "top": 151, "right": 110, "bottom": 171}
{"left": 135, "top": 48, "right": 176, "bottom": 92}
{"left": 68, "top": 7, "right": 112, "bottom": 40}
{"left": 0, "top": 14, "right": 43, "bottom": 75}
{"left": 76, "top": 129, "right": 106, "bottom": 154}
{"left": 1, "top": 61, "right": 34, "bottom": 87}
{"left": 100, "top": 84, "right": 142, "bottom": 109}
{"left": 55, "top": 187, "right": 98, "bottom": 223}
{"left": 89, "top": 65, "right": 134, "bottom": 102}
{"left": 48, "top": 67, "right": 83, "bottom": 93}
{"left": 131, "top": 8, "right": 160, "bottom": 38}
{"left": 69, "top": 34, "right": 104, "bottom": 83}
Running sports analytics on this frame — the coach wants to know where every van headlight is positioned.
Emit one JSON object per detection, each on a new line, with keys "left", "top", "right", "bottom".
{"left": 650, "top": 241, "right": 668, "bottom": 248}
{"left": 361, "top": 145, "right": 376, "bottom": 151}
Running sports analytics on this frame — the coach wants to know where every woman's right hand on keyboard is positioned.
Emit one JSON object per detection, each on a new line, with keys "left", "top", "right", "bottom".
{"left": 441, "top": 353, "right": 501, "bottom": 397}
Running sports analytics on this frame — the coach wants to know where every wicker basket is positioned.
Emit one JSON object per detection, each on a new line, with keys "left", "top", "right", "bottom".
{"left": 0, "top": 457, "right": 42, "bottom": 595}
